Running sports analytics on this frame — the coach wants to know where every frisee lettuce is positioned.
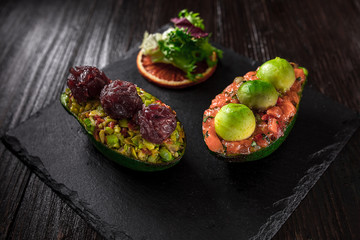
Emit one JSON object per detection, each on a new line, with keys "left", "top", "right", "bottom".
{"left": 178, "top": 9, "right": 205, "bottom": 30}
{"left": 171, "top": 18, "right": 208, "bottom": 38}
{"left": 139, "top": 9, "right": 223, "bottom": 81}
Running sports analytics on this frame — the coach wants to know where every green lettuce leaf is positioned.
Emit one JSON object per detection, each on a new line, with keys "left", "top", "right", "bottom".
{"left": 178, "top": 9, "right": 205, "bottom": 30}
{"left": 139, "top": 10, "right": 223, "bottom": 80}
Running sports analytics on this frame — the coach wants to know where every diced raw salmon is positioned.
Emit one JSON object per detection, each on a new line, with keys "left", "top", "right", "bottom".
{"left": 267, "top": 106, "right": 283, "bottom": 119}
{"left": 226, "top": 139, "right": 252, "bottom": 154}
{"left": 280, "top": 100, "right": 296, "bottom": 121}
{"left": 243, "top": 71, "right": 259, "bottom": 81}
{"left": 268, "top": 118, "right": 279, "bottom": 136}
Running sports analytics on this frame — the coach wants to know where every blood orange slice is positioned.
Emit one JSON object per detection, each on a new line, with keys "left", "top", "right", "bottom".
{"left": 136, "top": 50, "right": 218, "bottom": 88}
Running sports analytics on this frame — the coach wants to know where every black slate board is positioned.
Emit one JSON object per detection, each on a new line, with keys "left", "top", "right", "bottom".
{"left": 2, "top": 47, "right": 359, "bottom": 240}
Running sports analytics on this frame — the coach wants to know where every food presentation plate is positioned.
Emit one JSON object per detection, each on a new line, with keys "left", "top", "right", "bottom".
{"left": 2, "top": 45, "right": 359, "bottom": 240}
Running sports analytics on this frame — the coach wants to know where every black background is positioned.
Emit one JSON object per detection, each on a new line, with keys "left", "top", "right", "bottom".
{"left": 0, "top": 0, "right": 359, "bottom": 239}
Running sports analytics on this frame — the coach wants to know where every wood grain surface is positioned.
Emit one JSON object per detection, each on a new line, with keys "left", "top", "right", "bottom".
{"left": 0, "top": 0, "right": 359, "bottom": 239}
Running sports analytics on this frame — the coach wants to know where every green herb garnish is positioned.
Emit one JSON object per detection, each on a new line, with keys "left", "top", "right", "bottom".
{"left": 139, "top": 9, "right": 223, "bottom": 80}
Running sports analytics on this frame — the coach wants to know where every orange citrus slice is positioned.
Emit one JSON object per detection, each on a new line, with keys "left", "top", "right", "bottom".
{"left": 136, "top": 50, "right": 217, "bottom": 88}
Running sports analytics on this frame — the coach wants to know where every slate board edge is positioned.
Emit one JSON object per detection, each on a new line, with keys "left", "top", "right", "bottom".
{"left": 2, "top": 111, "right": 359, "bottom": 240}
{"left": 1, "top": 122, "right": 128, "bottom": 240}
{"left": 2, "top": 39, "right": 360, "bottom": 239}
{"left": 250, "top": 122, "right": 359, "bottom": 240}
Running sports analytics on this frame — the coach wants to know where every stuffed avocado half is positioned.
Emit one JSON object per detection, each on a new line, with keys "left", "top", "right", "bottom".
{"left": 61, "top": 66, "right": 186, "bottom": 171}
{"left": 202, "top": 57, "right": 308, "bottom": 162}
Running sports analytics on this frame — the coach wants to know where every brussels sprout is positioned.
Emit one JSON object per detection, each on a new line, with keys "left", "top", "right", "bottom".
{"left": 256, "top": 57, "right": 295, "bottom": 92}
{"left": 214, "top": 103, "right": 256, "bottom": 141}
{"left": 237, "top": 80, "right": 279, "bottom": 110}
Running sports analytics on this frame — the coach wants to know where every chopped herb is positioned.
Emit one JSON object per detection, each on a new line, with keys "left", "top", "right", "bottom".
{"left": 203, "top": 116, "right": 214, "bottom": 122}
{"left": 251, "top": 141, "right": 257, "bottom": 147}
{"left": 232, "top": 95, "right": 237, "bottom": 99}
{"left": 205, "top": 131, "right": 209, "bottom": 137}
{"left": 223, "top": 144, "right": 227, "bottom": 153}
{"left": 296, "top": 77, "right": 301, "bottom": 81}
{"left": 262, "top": 133, "right": 270, "bottom": 142}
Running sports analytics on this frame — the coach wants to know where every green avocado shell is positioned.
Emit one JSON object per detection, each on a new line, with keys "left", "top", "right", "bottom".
{"left": 218, "top": 112, "right": 298, "bottom": 162}
{"left": 60, "top": 92, "right": 186, "bottom": 172}
{"left": 208, "top": 68, "right": 307, "bottom": 163}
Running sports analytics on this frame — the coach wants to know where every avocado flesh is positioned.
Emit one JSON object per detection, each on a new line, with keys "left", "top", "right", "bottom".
{"left": 60, "top": 92, "right": 186, "bottom": 172}
{"left": 207, "top": 66, "right": 307, "bottom": 162}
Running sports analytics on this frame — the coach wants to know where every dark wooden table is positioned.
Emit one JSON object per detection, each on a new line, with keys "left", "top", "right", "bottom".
{"left": 0, "top": 0, "right": 359, "bottom": 239}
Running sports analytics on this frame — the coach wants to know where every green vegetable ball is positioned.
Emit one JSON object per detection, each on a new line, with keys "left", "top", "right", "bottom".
{"left": 256, "top": 57, "right": 295, "bottom": 92}
{"left": 237, "top": 80, "right": 279, "bottom": 110}
{"left": 215, "top": 103, "right": 256, "bottom": 141}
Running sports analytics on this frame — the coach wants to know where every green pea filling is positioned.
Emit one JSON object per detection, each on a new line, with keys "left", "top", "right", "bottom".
{"left": 159, "top": 147, "right": 173, "bottom": 162}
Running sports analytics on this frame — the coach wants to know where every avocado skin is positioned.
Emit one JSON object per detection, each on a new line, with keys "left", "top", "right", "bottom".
{"left": 214, "top": 112, "right": 298, "bottom": 162}
{"left": 207, "top": 69, "right": 307, "bottom": 163}
{"left": 60, "top": 93, "right": 185, "bottom": 172}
